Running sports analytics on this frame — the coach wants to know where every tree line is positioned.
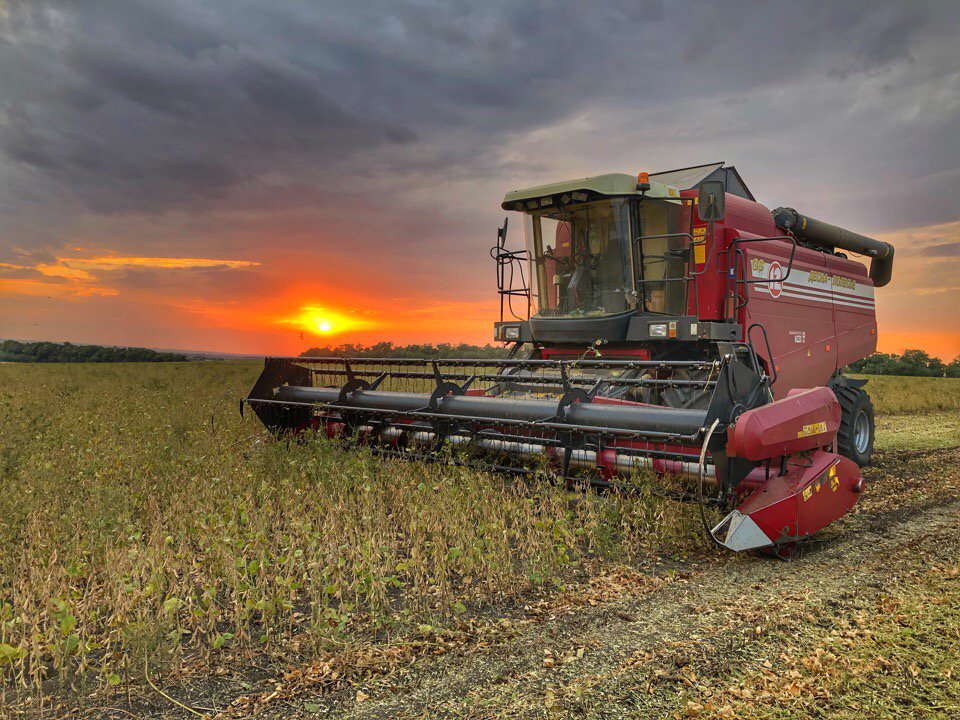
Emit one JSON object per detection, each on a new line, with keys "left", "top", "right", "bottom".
{"left": 0, "top": 340, "right": 189, "bottom": 363}
{"left": 4, "top": 339, "right": 955, "bottom": 375}
{"left": 848, "top": 349, "right": 960, "bottom": 377}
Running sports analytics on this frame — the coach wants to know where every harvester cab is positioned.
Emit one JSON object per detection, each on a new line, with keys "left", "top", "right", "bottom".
{"left": 246, "top": 162, "right": 894, "bottom": 555}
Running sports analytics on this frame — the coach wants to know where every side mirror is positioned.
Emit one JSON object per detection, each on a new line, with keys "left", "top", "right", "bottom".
{"left": 697, "top": 180, "right": 726, "bottom": 222}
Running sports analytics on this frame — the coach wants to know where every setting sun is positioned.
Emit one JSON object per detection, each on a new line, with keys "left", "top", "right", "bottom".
{"left": 278, "top": 304, "right": 374, "bottom": 338}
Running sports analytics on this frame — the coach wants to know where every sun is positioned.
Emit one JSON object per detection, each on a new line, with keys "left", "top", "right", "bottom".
{"left": 280, "top": 305, "right": 374, "bottom": 337}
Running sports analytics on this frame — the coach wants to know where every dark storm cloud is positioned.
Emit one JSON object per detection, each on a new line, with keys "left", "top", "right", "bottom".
{"left": 0, "top": 4, "right": 421, "bottom": 216}
{"left": 0, "top": 0, "right": 957, "bottom": 252}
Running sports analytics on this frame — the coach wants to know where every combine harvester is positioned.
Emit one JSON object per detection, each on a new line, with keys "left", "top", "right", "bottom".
{"left": 245, "top": 163, "right": 894, "bottom": 554}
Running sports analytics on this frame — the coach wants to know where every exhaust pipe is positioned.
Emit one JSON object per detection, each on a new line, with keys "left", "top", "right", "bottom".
{"left": 772, "top": 207, "right": 894, "bottom": 287}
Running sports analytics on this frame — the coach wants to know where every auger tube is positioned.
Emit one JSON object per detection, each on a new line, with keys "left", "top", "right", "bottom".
{"left": 274, "top": 385, "right": 709, "bottom": 437}
{"left": 772, "top": 207, "right": 894, "bottom": 287}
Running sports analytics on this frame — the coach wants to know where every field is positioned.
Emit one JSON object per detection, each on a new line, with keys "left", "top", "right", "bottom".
{"left": 1, "top": 363, "right": 958, "bottom": 719}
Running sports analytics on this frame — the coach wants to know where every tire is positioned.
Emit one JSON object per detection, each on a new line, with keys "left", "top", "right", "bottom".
{"left": 834, "top": 385, "right": 875, "bottom": 467}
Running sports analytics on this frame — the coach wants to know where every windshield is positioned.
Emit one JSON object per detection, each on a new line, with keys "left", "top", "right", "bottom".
{"left": 523, "top": 197, "right": 686, "bottom": 318}
{"left": 524, "top": 198, "right": 636, "bottom": 317}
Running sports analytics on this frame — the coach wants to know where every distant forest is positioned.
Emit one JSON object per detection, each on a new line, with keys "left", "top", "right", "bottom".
{"left": 303, "top": 343, "right": 960, "bottom": 377}
{"left": 0, "top": 340, "right": 189, "bottom": 363}
{"left": 4, "top": 339, "right": 956, "bottom": 375}
{"left": 848, "top": 349, "right": 960, "bottom": 378}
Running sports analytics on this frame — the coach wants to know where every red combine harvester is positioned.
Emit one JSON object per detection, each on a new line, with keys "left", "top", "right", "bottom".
{"left": 246, "top": 162, "right": 894, "bottom": 554}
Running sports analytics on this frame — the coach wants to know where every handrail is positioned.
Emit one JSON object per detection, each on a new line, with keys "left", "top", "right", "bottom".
{"left": 490, "top": 216, "right": 531, "bottom": 322}
{"left": 633, "top": 231, "right": 698, "bottom": 315}
{"left": 746, "top": 322, "right": 778, "bottom": 385}
{"left": 731, "top": 235, "right": 798, "bottom": 285}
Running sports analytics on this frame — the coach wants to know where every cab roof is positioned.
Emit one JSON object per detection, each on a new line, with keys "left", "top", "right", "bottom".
{"left": 501, "top": 163, "right": 755, "bottom": 211}
{"left": 501, "top": 173, "right": 680, "bottom": 210}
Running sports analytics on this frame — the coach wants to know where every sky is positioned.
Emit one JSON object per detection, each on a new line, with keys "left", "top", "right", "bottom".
{"left": 0, "top": 0, "right": 958, "bottom": 359}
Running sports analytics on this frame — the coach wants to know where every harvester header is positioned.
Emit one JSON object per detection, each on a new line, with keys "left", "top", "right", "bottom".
{"left": 246, "top": 161, "right": 894, "bottom": 555}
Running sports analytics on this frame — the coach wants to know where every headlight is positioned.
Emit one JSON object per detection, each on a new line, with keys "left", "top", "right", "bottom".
{"left": 504, "top": 325, "right": 520, "bottom": 340}
{"left": 648, "top": 323, "right": 667, "bottom": 338}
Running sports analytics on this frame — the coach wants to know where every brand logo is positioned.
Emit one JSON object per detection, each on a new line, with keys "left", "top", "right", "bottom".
{"left": 768, "top": 261, "right": 784, "bottom": 298}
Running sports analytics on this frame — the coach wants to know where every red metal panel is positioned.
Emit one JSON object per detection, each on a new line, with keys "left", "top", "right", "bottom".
{"left": 680, "top": 191, "right": 779, "bottom": 321}
{"left": 727, "top": 387, "right": 841, "bottom": 461}
{"left": 735, "top": 451, "right": 861, "bottom": 545}
{"left": 540, "top": 346, "right": 651, "bottom": 359}
{"left": 678, "top": 188, "right": 879, "bottom": 385}
{"left": 826, "top": 254, "right": 878, "bottom": 368}
{"left": 740, "top": 241, "right": 838, "bottom": 396}
{"left": 722, "top": 194, "right": 781, "bottom": 237}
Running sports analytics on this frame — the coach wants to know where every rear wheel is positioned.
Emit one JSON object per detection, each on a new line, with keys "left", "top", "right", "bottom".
{"left": 835, "top": 385, "right": 874, "bottom": 467}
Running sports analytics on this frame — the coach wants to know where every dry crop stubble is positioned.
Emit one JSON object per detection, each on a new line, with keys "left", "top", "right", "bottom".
{"left": 0, "top": 362, "right": 699, "bottom": 698}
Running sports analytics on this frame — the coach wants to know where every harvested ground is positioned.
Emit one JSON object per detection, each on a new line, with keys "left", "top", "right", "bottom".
{"left": 29, "top": 445, "right": 959, "bottom": 719}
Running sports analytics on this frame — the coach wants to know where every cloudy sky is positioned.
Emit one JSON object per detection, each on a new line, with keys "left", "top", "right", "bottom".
{"left": 0, "top": 0, "right": 958, "bottom": 357}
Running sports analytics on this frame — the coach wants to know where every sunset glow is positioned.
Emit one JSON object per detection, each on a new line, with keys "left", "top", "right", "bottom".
{"left": 0, "top": 2, "right": 957, "bottom": 361}
{"left": 281, "top": 306, "right": 375, "bottom": 338}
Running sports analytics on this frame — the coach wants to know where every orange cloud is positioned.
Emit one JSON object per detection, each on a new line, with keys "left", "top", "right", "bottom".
{"left": 1, "top": 254, "right": 261, "bottom": 301}
{"left": 67, "top": 256, "right": 261, "bottom": 270}
{"left": 37, "top": 263, "right": 95, "bottom": 281}
{"left": 0, "top": 278, "right": 119, "bottom": 298}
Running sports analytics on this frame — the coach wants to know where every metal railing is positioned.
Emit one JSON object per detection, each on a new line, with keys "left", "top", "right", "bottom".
{"left": 490, "top": 217, "right": 530, "bottom": 322}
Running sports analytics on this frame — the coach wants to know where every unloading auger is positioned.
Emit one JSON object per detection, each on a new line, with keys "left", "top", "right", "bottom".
{"left": 245, "top": 162, "right": 893, "bottom": 553}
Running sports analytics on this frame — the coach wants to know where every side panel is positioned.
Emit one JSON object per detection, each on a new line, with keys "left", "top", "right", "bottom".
{"left": 682, "top": 191, "right": 780, "bottom": 322}
{"left": 825, "top": 255, "right": 877, "bottom": 368}
{"left": 742, "top": 242, "right": 838, "bottom": 397}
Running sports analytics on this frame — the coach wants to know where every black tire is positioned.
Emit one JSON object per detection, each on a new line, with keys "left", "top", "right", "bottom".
{"left": 834, "top": 385, "right": 875, "bottom": 467}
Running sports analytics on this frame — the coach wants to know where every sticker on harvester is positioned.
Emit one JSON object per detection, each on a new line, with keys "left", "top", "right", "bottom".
{"left": 750, "top": 257, "right": 783, "bottom": 297}
{"left": 692, "top": 227, "right": 707, "bottom": 264}
{"left": 767, "top": 261, "right": 784, "bottom": 297}
{"left": 802, "top": 486, "right": 813, "bottom": 501}
{"left": 797, "top": 421, "right": 827, "bottom": 438}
